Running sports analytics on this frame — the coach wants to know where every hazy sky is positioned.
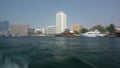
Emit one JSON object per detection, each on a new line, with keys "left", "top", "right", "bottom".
{"left": 0, "top": 0, "right": 120, "bottom": 29}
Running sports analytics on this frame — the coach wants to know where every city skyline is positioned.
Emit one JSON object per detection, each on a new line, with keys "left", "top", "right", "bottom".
{"left": 0, "top": 0, "right": 120, "bottom": 29}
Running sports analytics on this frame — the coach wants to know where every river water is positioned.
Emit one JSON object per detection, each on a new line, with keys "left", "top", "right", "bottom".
{"left": 0, "top": 36, "right": 120, "bottom": 68}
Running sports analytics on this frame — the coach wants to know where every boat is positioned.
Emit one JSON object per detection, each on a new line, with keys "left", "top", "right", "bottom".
{"left": 115, "top": 31, "right": 120, "bottom": 37}
{"left": 55, "top": 29, "right": 75, "bottom": 37}
{"left": 81, "top": 29, "right": 105, "bottom": 37}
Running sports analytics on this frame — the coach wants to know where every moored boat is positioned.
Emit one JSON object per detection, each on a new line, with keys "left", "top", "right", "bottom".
{"left": 81, "top": 29, "right": 105, "bottom": 37}
{"left": 55, "top": 29, "right": 75, "bottom": 37}
{"left": 115, "top": 31, "right": 120, "bottom": 37}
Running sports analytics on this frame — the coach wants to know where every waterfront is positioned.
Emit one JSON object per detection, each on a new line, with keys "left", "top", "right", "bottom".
{"left": 0, "top": 36, "right": 120, "bottom": 68}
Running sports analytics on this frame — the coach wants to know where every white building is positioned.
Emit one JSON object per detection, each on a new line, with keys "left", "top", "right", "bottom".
{"left": 41, "top": 28, "right": 45, "bottom": 34}
{"left": 56, "top": 11, "right": 67, "bottom": 34}
{"left": 46, "top": 26, "right": 56, "bottom": 36}
{"left": 35, "top": 28, "right": 46, "bottom": 34}
{"left": 35, "top": 29, "right": 41, "bottom": 33}
{"left": 34, "top": 28, "right": 45, "bottom": 36}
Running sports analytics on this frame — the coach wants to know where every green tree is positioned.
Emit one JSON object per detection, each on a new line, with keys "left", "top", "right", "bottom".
{"left": 106, "top": 24, "right": 116, "bottom": 33}
{"left": 73, "top": 31, "right": 80, "bottom": 34}
{"left": 92, "top": 25, "right": 107, "bottom": 33}
{"left": 81, "top": 28, "right": 88, "bottom": 33}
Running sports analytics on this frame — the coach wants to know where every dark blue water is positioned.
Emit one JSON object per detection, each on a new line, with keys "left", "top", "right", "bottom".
{"left": 0, "top": 36, "right": 120, "bottom": 68}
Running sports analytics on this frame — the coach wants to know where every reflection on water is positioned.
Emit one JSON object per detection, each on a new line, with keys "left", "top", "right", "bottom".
{"left": 55, "top": 37, "right": 68, "bottom": 49}
{"left": 0, "top": 37, "right": 120, "bottom": 68}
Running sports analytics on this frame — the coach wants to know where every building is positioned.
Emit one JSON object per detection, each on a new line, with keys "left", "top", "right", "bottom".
{"left": 71, "top": 24, "right": 83, "bottom": 33}
{"left": 0, "top": 21, "right": 9, "bottom": 33}
{"left": 35, "top": 29, "right": 41, "bottom": 33}
{"left": 28, "top": 28, "right": 46, "bottom": 36}
{"left": 10, "top": 24, "right": 29, "bottom": 36}
{"left": 116, "top": 26, "right": 120, "bottom": 31}
{"left": 56, "top": 11, "right": 67, "bottom": 34}
{"left": 41, "top": 28, "right": 45, "bottom": 34}
{"left": 28, "top": 28, "right": 36, "bottom": 35}
{"left": 46, "top": 26, "right": 56, "bottom": 36}
{"left": 35, "top": 28, "right": 45, "bottom": 36}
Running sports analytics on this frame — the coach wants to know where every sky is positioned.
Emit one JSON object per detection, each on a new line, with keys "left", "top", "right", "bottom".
{"left": 0, "top": 0, "right": 120, "bottom": 29}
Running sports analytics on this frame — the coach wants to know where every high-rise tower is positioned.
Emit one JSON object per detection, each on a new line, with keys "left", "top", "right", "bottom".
{"left": 56, "top": 11, "right": 67, "bottom": 34}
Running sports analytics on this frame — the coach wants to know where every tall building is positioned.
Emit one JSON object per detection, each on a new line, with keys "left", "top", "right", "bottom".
{"left": 56, "top": 11, "right": 67, "bottom": 34}
{"left": 71, "top": 24, "right": 83, "bottom": 33}
{"left": 10, "top": 24, "right": 29, "bottom": 36}
{"left": 46, "top": 26, "right": 56, "bottom": 36}
{"left": 0, "top": 21, "right": 9, "bottom": 33}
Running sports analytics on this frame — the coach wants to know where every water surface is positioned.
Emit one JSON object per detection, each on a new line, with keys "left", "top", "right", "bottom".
{"left": 0, "top": 36, "right": 120, "bottom": 68}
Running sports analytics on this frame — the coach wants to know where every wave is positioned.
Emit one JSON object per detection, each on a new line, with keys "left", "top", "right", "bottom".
{"left": 0, "top": 53, "right": 28, "bottom": 68}
{"left": 28, "top": 57, "right": 96, "bottom": 68}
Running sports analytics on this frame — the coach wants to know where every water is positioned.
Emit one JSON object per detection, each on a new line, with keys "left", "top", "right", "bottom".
{"left": 0, "top": 36, "right": 120, "bottom": 68}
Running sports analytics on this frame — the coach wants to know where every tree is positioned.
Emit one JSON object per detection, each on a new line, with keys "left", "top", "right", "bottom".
{"left": 80, "top": 28, "right": 88, "bottom": 33}
{"left": 92, "top": 25, "right": 107, "bottom": 33}
{"left": 73, "top": 31, "right": 80, "bottom": 34}
{"left": 106, "top": 24, "right": 116, "bottom": 33}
